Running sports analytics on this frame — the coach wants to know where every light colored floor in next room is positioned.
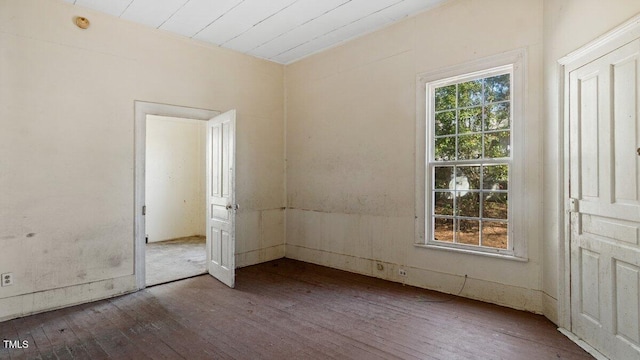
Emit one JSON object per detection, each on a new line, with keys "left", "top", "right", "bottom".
{"left": 145, "top": 236, "right": 207, "bottom": 286}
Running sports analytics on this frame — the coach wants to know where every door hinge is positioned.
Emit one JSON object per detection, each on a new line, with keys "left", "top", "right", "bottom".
{"left": 568, "top": 198, "right": 578, "bottom": 213}
{"left": 143, "top": 205, "right": 146, "bottom": 216}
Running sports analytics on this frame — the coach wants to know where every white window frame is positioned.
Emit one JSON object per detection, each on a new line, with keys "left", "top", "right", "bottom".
{"left": 415, "top": 49, "right": 527, "bottom": 261}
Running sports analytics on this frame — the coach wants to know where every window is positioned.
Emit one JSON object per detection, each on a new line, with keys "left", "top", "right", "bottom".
{"left": 416, "top": 50, "right": 526, "bottom": 259}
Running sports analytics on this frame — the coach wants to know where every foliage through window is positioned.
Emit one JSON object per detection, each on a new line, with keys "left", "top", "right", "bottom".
{"left": 428, "top": 68, "right": 511, "bottom": 251}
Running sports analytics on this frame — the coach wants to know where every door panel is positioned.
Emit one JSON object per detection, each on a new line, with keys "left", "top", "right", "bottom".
{"left": 613, "top": 56, "right": 640, "bottom": 204}
{"left": 210, "top": 125, "right": 221, "bottom": 197}
{"left": 579, "top": 248, "right": 600, "bottom": 322}
{"left": 578, "top": 73, "right": 600, "bottom": 199}
{"left": 206, "top": 110, "right": 236, "bottom": 288}
{"left": 615, "top": 260, "right": 640, "bottom": 345}
{"left": 570, "top": 40, "right": 640, "bottom": 359}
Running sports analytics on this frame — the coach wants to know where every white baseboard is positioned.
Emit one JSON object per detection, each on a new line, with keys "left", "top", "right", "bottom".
{"left": 236, "top": 244, "right": 285, "bottom": 268}
{"left": 558, "top": 328, "right": 608, "bottom": 360}
{"left": 542, "top": 292, "right": 559, "bottom": 324}
{"left": 0, "top": 275, "right": 136, "bottom": 322}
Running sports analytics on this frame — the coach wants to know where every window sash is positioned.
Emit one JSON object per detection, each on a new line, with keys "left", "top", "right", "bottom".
{"left": 426, "top": 67, "right": 514, "bottom": 254}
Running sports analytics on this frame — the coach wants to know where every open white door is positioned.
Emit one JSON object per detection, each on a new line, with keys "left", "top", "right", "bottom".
{"left": 569, "top": 40, "right": 640, "bottom": 359}
{"left": 206, "top": 110, "right": 236, "bottom": 288}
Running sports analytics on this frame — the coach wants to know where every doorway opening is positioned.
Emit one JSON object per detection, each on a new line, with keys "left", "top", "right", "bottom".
{"left": 144, "top": 115, "right": 207, "bottom": 286}
{"left": 134, "top": 101, "right": 221, "bottom": 290}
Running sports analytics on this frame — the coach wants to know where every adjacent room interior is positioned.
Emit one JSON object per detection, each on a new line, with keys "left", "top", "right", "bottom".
{"left": 144, "top": 115, "right": 207, "bottom": 286}
{"left": 2, "top": 0, "right": 640, "bottom": 359}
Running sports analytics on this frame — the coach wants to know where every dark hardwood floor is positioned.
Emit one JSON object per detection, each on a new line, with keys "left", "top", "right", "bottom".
{"left": 0, "top": 259, "right": 592, "bottom": 359}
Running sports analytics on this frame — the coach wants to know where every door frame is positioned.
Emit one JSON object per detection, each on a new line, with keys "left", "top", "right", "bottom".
{"left": 557, "top": 14, "right": 640, "bottom": 333}
{"left": 134, "top": 101, "right": 220, "bottom": 290}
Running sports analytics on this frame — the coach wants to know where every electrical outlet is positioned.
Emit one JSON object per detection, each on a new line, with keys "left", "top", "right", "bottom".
{"left": 1, "top": 273, "right": 14, "bottom": 287}
{"left": 399, "top": 269, "right": 407, "bottom": 277}
{"left": 376, "top": 263, "right": 384, "bottom": 271}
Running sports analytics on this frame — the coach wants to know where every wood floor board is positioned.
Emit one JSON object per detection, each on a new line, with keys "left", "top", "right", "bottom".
{"left": 214, "top": 268, "right": 418, "bottom": 359}
{"left": 112, "top": 291, "right": 233, "bottom": 359}
{"left": 250, "top": 296, "right": 427, "bottom": 357}
{"left": 209, "top": 292, "right": 379, "bottom": 359}
{"left": 158, "top": 281, "right": 325, "bottom": 360}
{"left": 243, "top": 261, "right": 589, "bottom": 359}
{"left": 164, "top": 279, "right": 380, "bottom": 360}
{"left": 10, "top": 315, "right": 55, "bottom": 360}
{"left": 241, "top": 265, "right": 476, "bottom": 358}
{"left": 61, "top": 308, "right": 113, "bottom": 360}
{"left": 0, "top": 258, "right": 592, "bottom": 359}
{"left": 0, "top": 322, "right": 16, "bottom": 359}
{"left": 253, "top": 261, "right": 584, "bottom": 359}
{"left": 38, "top": 310, "right": 89, "bottom": 360}
{"left": 72, "top": 302, "right": 153, "bottom": 360}
{"left": 146, "top": 282, "right": 269, "bottom": 359}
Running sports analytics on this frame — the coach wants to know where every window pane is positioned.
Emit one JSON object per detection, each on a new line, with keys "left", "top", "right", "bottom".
{"left": 484, "top": 74, "right": 510, "bottom": 103}
{"left": 435, "top": 85, "right": 456, "bottom": 111}
{"left": 483, "top": 193, "right": 508, "bottom": 219}
{"left": 484, "top": 131, "right": 510, "bottom": 158}
{"left": 484, "top": 102, "right": 510, "bottom": 131}
{"left": 457, "top": 134, "right": 482, "bottom": 159}
{"left": 457, "top": 192, "right": 480, "bottom": 217}
{"left": 434, "top": 218, "right": 454, "bottom": 242}
{"left": 457, "top": 220, "right": 479, "bottom": 246}
{"left": 458, "top": 80, "right": 483, "bottom": 107}
{"left": 457, "top": 166, "right": 480, "bottom": 189}
{"left": 459, "top": 107, "right": 482, "bottom": 133}
{"left": 435, "top": 111, "right": 456, "bottom": 136}
{"left": 433, "top": 192, "right": 454, "bottom": 215}
{"left": 482, "top": 164, "right": 509, "bottom": 190}
{"left": 435, "top": 137, "right": 456, "bottom": 161}
{"left": 434, "top": 166, "right": 454, "bottom": 189}
{"left": 481, "top": 221, "right": 508, "bottom": 249}
{"left": 449, "top": 175, "right": 469, "bottom": 193}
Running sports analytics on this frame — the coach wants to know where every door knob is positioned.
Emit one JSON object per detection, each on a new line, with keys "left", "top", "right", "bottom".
{"left": 637, "top": 148, "right": 640, "bottom": 156}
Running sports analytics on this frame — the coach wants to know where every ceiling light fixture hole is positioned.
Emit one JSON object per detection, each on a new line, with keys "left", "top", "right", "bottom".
{"left": 75, "top": 16, "right": 90, "bottom": 29}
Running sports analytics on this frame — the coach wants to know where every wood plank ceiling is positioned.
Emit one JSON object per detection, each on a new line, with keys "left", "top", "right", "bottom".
{"left": 62, "top": 0, "right": 448, "bottom": 64}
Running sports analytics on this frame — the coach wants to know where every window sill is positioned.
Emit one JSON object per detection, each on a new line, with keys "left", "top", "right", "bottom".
{"left": 413, "top": 243, "right": 528, "bottom": 262}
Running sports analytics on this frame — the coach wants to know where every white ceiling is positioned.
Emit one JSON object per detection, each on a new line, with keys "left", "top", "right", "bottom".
{"left": 62, "top": 0, "right": 447, "bottom": 64}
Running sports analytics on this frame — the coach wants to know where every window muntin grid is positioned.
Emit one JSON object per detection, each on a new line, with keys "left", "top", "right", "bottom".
{"left": 429, "top": 71, "right": 511, "bottom": 250}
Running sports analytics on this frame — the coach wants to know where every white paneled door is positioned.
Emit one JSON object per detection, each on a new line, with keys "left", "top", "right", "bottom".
{"left": 569, "top": 39, "right": 640, "bottom": 359}
{"left": 206, "top": 110, "right": 237, "bottom": 288}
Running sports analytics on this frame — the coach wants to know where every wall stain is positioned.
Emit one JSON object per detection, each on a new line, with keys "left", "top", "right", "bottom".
{"left": 0, "top": 235, "right": 16, "bottom": 240}
{"left": 77, "top": 271, "right": 87, "bottom": 280}
{"left": 108, "top": 255, "right": 122, "bottom": 267}
{"left": 26, "top": 233, "right": 36, "bottom": 238}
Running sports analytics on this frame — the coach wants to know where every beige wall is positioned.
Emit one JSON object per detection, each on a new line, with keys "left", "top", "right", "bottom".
{"left": 145, "top": 115, "right": 206, "bottom": 243}
{"left": 0, "top": 0, "right": 284, "bottom": 321}
{"left": 542, "top": 0, "right": 640, "bottom": 324}
{"left": 285, "top": 0, "right": 545, "bottom": 313}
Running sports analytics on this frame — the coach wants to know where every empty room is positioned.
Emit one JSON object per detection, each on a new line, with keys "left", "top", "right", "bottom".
{"left": 2, "top": 0, "right": 640, "bottom": 359}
